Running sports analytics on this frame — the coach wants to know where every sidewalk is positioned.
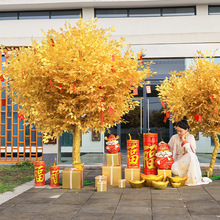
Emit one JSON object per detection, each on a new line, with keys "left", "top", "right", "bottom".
{"left": 0, "top": 168, "right": 220, "bottom": 220}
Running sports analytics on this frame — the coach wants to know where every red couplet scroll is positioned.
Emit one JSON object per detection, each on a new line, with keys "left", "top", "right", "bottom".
{"left": 50, "top": 166, "right": 59, "bottom": 187}
{"left": 127, "top": 140, "right": 140, "bottom": 168}
{"left": 143, "top": 133, "right": 158, "bottom": 175}
{"left": 35, "top": 161, "right": 45, "bottom": 186}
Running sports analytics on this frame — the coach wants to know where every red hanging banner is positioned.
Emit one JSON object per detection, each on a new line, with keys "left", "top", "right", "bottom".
{"left": 0, "top": 75, "right": 4, "bottom": 82}
{"left": 109, "top": 107, "right": 114, "bottom": 115}
{"left": 166, "top": 112, "right": 170, "bottom": 118}
{"left": 212, "top": 93, "right": 215, "bottom": 100}
{"left": 198, "top": 115, "right": 202, "bottom": 123}
{"left": 163, "top": 116, "right": 167, "bottom": 123}
{"left": 161, "top": 101, "right": 166, "bottom": 108}
{"left": 50, "top": 80, "right": 53, "bottom": 89}
{"left": 140, "top": 55, "right": 143, "bottom": 64}
{"left": 133, "top": 88, "right": 138, "bottom": 95}
{"left": 59, "top": 83, "right": 62, "bottom": 92}
{"left": 112, "top": 55, "right": 115, "bottom": 61}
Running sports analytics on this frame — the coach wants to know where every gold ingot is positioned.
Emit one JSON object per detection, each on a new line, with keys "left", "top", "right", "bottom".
{"left": 141, "top": 174, "right": 164, "bottom": 187}
{"left": 152, "top": 181, "right": 169, "bottom": 190}
{"left": 168, "top": 175, "right": 188, "bottom": 186}
{"left": 129, "top": 180, "right": 145, "bottom": 188}
{"left": 171, "top": 182, "right": 181, "bottom": 188}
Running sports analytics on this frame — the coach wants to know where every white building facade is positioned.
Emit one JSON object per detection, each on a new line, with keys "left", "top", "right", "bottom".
{"left": 0, "top": 0, "right": 220, "bottom": 164}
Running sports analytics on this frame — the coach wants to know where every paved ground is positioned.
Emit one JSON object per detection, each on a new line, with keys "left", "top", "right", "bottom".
{"left": 0, "top": 168, "right": 220, "bottom": 220}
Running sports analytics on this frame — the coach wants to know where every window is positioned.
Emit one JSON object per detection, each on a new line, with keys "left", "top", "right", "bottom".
{"left": 162, "top": 7, "right": 196, "bottom": 16}
{"left": 209, "top": 6, "right": 220, "bottom": 15}
{"left": 0, "top": 9, "right": 82, "bottom": 21}
{"left": 95, "top": 9, "right": 127, "bottom": 18}
{"left": 19, "top": 11, "right": 49, "bottom": 20}
{"left": 0, "top": 12, "right": 17, "bottom": 20}
{"left": 129, "top": 8, "right": 161, "bottom": 17}
{"left": 51, "top": 10, "right": 82, "bottom": 19}
{"left": 95, "top": 6, "right": 196, "bottom": 18}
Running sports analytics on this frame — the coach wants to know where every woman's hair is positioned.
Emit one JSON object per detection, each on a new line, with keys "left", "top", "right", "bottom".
{"left": 176, "top": 116, "right": 189, "bottom": 130}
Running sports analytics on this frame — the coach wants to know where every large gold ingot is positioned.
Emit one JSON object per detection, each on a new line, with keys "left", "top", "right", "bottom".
{"left": 168, "top": 176, "right": 188, "bottom": 186}
{"left": 142, "top": 174, "right": 164, "bottom": 187}
{"left": 152, "top": 181, "right": 169, "bottom": 190}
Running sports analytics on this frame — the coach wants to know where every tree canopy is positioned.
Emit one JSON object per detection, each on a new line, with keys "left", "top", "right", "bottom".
{"left": 2, "top": 18, "right": 154, "bottom": 142}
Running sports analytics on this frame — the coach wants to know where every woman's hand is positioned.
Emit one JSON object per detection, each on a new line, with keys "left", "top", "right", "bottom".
{"left": 180, "top": 131, "right": 189, "bottom": 142}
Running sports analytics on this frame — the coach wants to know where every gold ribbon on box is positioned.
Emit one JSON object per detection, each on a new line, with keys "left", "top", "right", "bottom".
{"left": 68, "top": 168, "right": 84, "bottom": 189}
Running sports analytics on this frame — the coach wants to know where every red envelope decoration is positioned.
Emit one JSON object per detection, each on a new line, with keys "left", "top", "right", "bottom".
{"left": 166, "top": 112, "right": 170, "bottom": 118}
{"left": 109, "top": 107, "right": 114, "bottom": 115}
{"left": 194, "top": 114, "right": 199, "bottom": 121}
{"left": 140, "top": 55, "right": 143, "bottom": 64}
{"left": 112, "top": 55, "right": 115, "bottom": 61}
{"left": 163, "top": 116, "right": 167, "bottom": 123}
{"left": 212, "top": 93, "right": 215, "bottom": 100}
{"left": 50, "top": 80, "right": 53, "bottom": 89}
{"left": 0, "top": 75, "right": 4, "bottom": 82}
{"left": 198, "top": 115, "right": 202, "bottom": 123}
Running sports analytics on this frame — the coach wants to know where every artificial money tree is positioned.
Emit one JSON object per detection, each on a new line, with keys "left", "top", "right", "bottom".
{"left": 157, "top": 52, "right": 220, "bottom": 176}
{"left": 2, "top": 18, "right": 154, "bottom": 167}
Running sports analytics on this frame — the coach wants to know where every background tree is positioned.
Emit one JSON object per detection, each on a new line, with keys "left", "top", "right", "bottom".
{"left": 2, "top": 19, "right": 154, "bottom": 167}
{"left": 157, "top": 52, "right": 220, "bottom": 176}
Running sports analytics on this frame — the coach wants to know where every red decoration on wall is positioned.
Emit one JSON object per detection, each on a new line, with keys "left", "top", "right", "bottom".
{"left": 133, "top": 88, "right": 138, "bottom": 95}
{"left": 0, "top": 75, "right": 4, "bottom": 82}
{"left": 146, "top": 85, "right": 151, "bottom": 94}
{"left": 112, "top": 55, "right": 115, "bottom": 61}
{"left": 50, "top": 80, "right": 53, "bottom": 89}
{"left": 59, "top": 84, "right": 62, "bottom": 92}
{"left": 73, "top": 84, "right": 76, "bottom": 94}
{"left": 109, "top": 107, "right": 114, "bottom": 114}
{"left": 2, "top": 99, "right": 6, "bottom": 106}
{"left": 17, "top": 113, "right": 25, "bottom": 121}
{"left": 140, "top": 55, "right": 143, "bottom": 64}
{"left": 161, "top": 101, "right": 166, "bottom": 108}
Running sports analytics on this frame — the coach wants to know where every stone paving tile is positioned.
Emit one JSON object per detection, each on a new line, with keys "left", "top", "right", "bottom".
{"left": 52, "top": 197, "right": 89, "bottom": 205}
{"left": 41, "top": 204, "right": 81, "bottom": 213}
{"left": 152, "top": 199, "right": 186, "bottom": 208}
{"left": 32, "top": 212, "right": 77, "bottom": 220}
{"left": 153, "top": 214, "right": 191, "bottom": 220}
{"left": 118, "top": 199, "right": 151, "bottom": 207}
{"left": 115, "top": 206, "right": 151, "bottom": 215}
{"left": 152, "top": 207, "right": 189, "bottom": 215}
{"left": 112, "top": 214, "right": 152, "bottom": 220}
{"left": 77, "top": 204, "right": 116, "bottom": 214}
{"left": 85, "top": 197, "right": 120, "bottom": 206}
{"left": 1, "top": 203, "right": 49, "bottom": 214}
{"left": 72, "top": 213, "right": 113, "bottom": 220}
{"left": 191, "top": 215, "right": 220, "bottom": 220}
{"left": 0, "top": 211, "right": 38, "bottom": 220}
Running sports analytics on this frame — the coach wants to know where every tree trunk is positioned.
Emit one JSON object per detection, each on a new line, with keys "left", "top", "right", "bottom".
{"left": 206, "top": 132, "right": 220, "bottom": 177}
{"left": 72, "top": 125, "right": 81, "bottom": 166}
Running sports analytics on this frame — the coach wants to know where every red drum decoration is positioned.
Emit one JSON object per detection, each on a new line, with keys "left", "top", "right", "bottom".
{"left": 143, "top": 133, "right": 158, "bottom": 175}
{"left": 127, "top": 139, "right": 140, "bottom": 168}
{"left": 50, "top": 166, "right": 59, "bottom": 187}
{"left": 35, "top": 161, "right": 45, "bottom": 186}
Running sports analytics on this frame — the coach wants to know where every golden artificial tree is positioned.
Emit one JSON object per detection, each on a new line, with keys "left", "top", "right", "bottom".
{"left": 157, "top": 52, "right": 220, "bottom": 176}
{"left": 1, "top": 19, "right": 154, "bottom": 167}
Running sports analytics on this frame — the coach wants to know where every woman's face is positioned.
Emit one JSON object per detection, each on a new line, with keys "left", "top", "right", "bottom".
{"left": 176, "top": 126, "right": 188, "bottom": 137}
